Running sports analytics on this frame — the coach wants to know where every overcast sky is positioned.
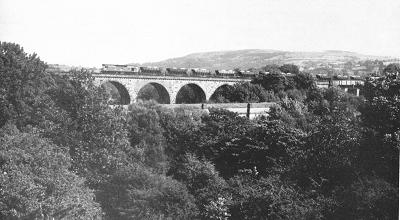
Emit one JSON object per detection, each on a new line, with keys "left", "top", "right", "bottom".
{"left": 1, "top": 0, "right": 399, "bottom": 67}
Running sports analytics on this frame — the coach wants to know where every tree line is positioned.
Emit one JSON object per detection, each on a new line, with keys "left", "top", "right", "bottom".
{"left": 0, "top": 42, "right": 399, "bottom": 219}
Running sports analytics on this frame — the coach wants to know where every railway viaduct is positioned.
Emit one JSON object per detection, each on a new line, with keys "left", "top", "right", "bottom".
{"left": 93, "top": 72, "right": 365, "bottom": 105}
{"left": 93, "top": 73, "right": 251, "bottom": 104}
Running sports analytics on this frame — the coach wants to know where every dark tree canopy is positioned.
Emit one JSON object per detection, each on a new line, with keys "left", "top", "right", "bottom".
{"left": 261, "top": 64, "right": 282, "bottom": 74}
{"left": 210, "top": 82, "right": 278, "bottom": 103}
{"left": 279, "top": 64, "right": 300, "bottom": 74}
{"left": 252, "top": 73, "right": 294, "bottom": 93}
{"left": 0, "top": 124, "right": 101, "bottom": 219}
{"left": 361, "top": 74, "right": 400, "bottom": 135}
{"left": 382, "top": 63, "right": 400, "bottom": 75}
{"left": 0, "top": 42, "right": 57, "bottom": 128}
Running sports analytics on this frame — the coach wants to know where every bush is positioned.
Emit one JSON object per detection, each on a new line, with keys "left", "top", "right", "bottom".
{"left": 228, "top": 175, "right": 324, "bottom": 220}
{"left": 333, "top": 177, "right": 398, "bottom": 220}
{"left": 0, "top": 124, "right": 101, "bottom": 219}
{"left": 172, "top": 154, "right": 230, "bottom": 219}
{"left": 98, "top": 164, "right": 198, "bottom": 220}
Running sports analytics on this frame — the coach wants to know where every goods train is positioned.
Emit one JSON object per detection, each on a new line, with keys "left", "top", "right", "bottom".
{"left": 100, "top": 64, "right": 257, "bottom": 78}
{"left": 316, "top": 74, "right": 364, "bottom": 81}
{"left": 100, "top": 64, "right": 365, "bottom": 82}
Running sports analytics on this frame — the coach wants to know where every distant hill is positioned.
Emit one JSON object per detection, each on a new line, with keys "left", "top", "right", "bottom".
{"left": 48, "top": 49, "right": 398, "bottom": 77}
{"left": 130, "top": 49, "right": 396, "bottom": 71}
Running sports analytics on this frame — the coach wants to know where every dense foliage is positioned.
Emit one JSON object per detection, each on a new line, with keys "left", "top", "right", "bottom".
{"left": 0, "top": 42, "right": 398, "bottom": 219}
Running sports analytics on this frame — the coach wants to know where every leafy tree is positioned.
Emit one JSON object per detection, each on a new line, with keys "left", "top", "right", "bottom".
{"left": 333, "top": 177, "right": 398, "bottom": 220}
{"left": 231, "top": 83, "right": 277, "bottom": 102}
{"left": 269, "top": 98, "right": 317, "bottom": 132}
{"left": 247, "top": 119, "right": 305, "bottom": 176}
{"left": 228, "top": 175, "right": 324, "bottom": 220}
{"left": 157, "top": 105, "right": 204, "bottom": 168}
{"left": 196, "top": 109, "right": 304, "bottom": 178}
{"left": 97, "top": 164, "right": 198, "bottom": 220}
{"left": 126, "top": 102, "right": 167, "bottom": 172}
{"left": 292, "top": 113, "right": 362, "bottom": 191}
{"left": 382, "top": 63, "right": 400, "bottom": 75}
{"left": 196, "top": 109, "right": 253, "bottom": 171}
{"left": 252, "top": 65, "right": 315, "bottom": 94}
{"left": 0, "top": 124, "right": 101, "bottom": 219}
{"left": 361, "top": 74, "right": 400, "bottom": 136}
{"left": 293, "top": 72, "right": 316, "bottom": 90}
{"left": 49, "top": 70, "right": 133, "bottom": 187}
{"left": 359, "top": 73, "right": 399, "bottom": 185}
{"left": 172, "top": 154, "right": 230, "bottom": 219}
{"left": 279, "top": 64, "right": 300, "bottom": 74}
{"left": 261, "top": 64, "right": 282, "bottom": 74}
{"left": 285, "top": 89, "right": 307, "bottom": 101}
{"left": 306, "top": 87, "right": 362, "bottom": 119}
{"left": 252, "top": 73, "right": 294, "bottom": 93}
{"left": 0, "top": 41, "right": 60, "bottom": 129}
{"left": 210, "top": 82, "right": 278, "bottom": 103}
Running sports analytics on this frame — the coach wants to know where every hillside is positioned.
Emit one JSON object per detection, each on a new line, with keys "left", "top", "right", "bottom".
{"left": 48, "top": 49, "right": 398, "bottom": 76}
{"left": 131, "top": 49, "right": 397, "bottom": 74}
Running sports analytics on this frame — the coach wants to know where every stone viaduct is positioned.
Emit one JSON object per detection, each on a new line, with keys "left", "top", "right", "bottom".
{"left": 93, "top": 73, "right": 250, "bottom": 105}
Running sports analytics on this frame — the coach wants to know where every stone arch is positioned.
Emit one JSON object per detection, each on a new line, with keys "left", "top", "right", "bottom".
{"left": 175, "top": 83, "right": 206, "bottom": 104}
{"left": 101, "top": 81, "right": 131, "bottom": 105}
{"left": 137, "top": 82, "right": 171, "bottom": 104}
{"left": 209, "top": 84, "right": 235, "bottom": 103}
